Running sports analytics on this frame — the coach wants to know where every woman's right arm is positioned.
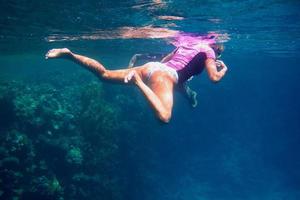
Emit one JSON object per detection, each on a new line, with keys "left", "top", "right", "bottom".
{"left": 205, "top": 58, "right": 228, "bottom": 82}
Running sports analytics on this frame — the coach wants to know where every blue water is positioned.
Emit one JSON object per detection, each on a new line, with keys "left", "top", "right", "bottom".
{"left": 1, "top": 1, "right": 300, "bottom": 200}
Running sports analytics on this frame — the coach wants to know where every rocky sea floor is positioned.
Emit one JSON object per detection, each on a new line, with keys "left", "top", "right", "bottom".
{"left": 0, "top": 71, "right": 157, "bottom": 200}
{"left": 1, "top": 60, "right": 300, "bottom": 200}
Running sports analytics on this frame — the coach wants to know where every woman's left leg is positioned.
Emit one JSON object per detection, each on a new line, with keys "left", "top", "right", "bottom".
{"left": 45, "top": 48, "right": 148, "bottom": 83}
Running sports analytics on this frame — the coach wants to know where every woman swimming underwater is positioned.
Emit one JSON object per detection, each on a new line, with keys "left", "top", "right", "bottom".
{"left": 45, "top": 34, "right": 228, "bottom": 123}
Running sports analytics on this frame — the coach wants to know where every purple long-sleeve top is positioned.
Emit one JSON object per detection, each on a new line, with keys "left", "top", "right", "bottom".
{"left": 165, "top": 43, "right": 216, "bottom": 84}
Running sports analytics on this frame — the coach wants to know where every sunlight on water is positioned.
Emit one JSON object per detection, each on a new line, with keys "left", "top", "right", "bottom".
{"left": 0, "top": 0, "right": 299, "bottom": 56}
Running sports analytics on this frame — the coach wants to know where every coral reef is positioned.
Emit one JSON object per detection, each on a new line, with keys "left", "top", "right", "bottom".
{"left": 0, "top": 71, "right": 152, "bottom": 200}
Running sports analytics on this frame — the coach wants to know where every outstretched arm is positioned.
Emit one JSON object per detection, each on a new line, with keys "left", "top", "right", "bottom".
{"left": 161, "top": 47, "right": 178, "bottom": 63}
{"left": 128, "top": 54, "right": 142, "bottom": 68}
{"left": 205, "top": 58, "right": 228, "bottom": 82}
{"left": 128, "top": 53, "right": 168, "bottom": 68}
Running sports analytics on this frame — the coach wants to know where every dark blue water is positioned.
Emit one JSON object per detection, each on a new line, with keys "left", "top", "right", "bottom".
{"left": 1, "top": 1, "right": 300, "bottom": 200}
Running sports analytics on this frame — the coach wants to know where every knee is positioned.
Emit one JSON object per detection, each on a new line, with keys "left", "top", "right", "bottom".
{"left": 158, "top": 111, "right": 171, "bottom": 123}
{"left": 101, "top": 69, "right": 109, "bottom": 78}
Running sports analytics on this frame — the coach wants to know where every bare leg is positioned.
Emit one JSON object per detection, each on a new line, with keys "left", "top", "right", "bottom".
{"left": 130, "top": 71, "right": 175, "bottom": 123}
{"left": 177, "top": 83, "right": 198, "bottom": 108}
{"left": 45, "top": 48, "right": 146, "bottom": 83}
{"left": 182, "top": 84, "right": 198, "bottom": 108}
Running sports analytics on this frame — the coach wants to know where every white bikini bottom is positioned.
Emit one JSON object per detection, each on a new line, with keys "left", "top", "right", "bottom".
{"left": 146, "top": 62, "right": 178, "bottom": 83}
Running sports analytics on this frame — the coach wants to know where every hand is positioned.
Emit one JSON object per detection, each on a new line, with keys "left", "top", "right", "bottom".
{"left": 124, "top": 70, "right": 142, "bottom": 84}
{"left": 216, "top": 60, "right": 227, "bottom": 67}
{"left": 216, "top": 60, "right": 224, "bottom": 66}
{"left": 216, "top": 60, "right": 227, "bottom": 70}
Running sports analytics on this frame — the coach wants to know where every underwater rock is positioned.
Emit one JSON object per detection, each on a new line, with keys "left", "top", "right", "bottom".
{"left": 0, "top": 73, "right": 150, "bottom": 200}
{"left": 49, "top": 177, "right": 63, "bottom": 195}
{"left": 0, "top": 82, "right": 16, "bottom": 130}
{"left": 4, "top": 130, "right": 29, "bottom": 154}
{"left": 26, "top": 175, "right": 63, "bottom": 199}
{"left": 66, "top": 147, "right": 83, "bottom": 165}
{"left": 72, "top": 173, "right": 101, "bottom": 184}
{"left": 0, "top": 157, "right": 20, "bottom": 169}
{"left": 0, "top": 146, "right": 8, "bottom": 157}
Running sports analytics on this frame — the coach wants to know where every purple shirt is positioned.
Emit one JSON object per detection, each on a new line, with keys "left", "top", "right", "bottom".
{"left": 165, "top": 44, "right": 216, "bottom": 83}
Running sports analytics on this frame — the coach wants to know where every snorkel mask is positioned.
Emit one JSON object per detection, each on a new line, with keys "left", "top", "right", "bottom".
{"left": 213, "top": 43, "right": 224, "bottom": 58}
{"left": 209, "top": 42, "right": 224, "bottom": 58}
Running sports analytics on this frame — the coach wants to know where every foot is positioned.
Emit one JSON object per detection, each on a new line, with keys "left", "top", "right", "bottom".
{"left": 190, "top": 91, "right": 198, "bottom": 108}
{"left": 45, "top": 48, "right": 71, "bottom": 59}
